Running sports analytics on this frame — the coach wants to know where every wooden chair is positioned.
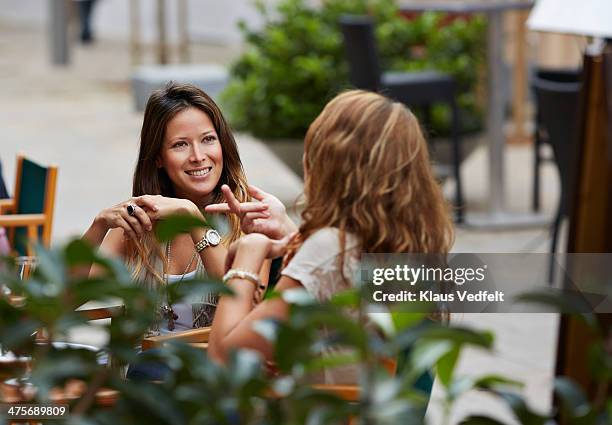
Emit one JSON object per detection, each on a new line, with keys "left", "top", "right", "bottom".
{"left": 0, "top": 155, "right": 58, "bottom": 256}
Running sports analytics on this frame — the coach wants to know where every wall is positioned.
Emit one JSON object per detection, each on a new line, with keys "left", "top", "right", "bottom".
{"left": 0, "top": 0, "right": 267, "bottom": 45}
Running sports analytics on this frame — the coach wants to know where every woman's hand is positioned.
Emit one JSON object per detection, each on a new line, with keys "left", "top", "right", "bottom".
{"left": 94, "top": 195, "right": 203, "bottom": 240}
{"left": 139, "top": 195, "right": 201, "bottom": 221}
{"left": 225, "top": 232, "right": 295, "bottom": 273}
{"left": 93, "top": 195, "right": 160, "bottom": 240}
{"left": 205, "top": 185, "right": 297, "bottom": 240}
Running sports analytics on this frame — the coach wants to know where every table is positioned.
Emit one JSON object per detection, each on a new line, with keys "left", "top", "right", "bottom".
{"left": 76, "top": 299, "right": 124, "bottom": 320}
{"left": 129, "top": 0, "right": 190, "bottom": 65}
{"left": 400, "top": 1, "right": 548, "bottom": 228}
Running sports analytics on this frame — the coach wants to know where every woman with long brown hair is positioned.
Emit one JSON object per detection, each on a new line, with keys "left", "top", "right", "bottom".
{"left": 83, "top": 82, "right": 268, "bottom": 337}
{"left": 207, "top": 90, "right": 454, "bottom": 383}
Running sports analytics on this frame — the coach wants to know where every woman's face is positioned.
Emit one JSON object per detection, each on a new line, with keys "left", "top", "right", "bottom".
{"left": 157, "top": 107, "right": 223, "bottom": 204}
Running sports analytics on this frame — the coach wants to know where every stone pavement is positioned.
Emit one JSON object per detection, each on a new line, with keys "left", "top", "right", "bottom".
{"left": 0, "top": 20, "right": 562, "bottom": 424}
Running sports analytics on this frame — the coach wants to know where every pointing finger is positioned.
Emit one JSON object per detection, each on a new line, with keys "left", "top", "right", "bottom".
{"left": 221, "top": 185, "right": 242, "bottom": 214}
{"left": 248, "top": 185, "right": 268, "bottom": 202}
{"left": 205, "top": 203, "right": 231, "bottom": 213}
{"left": 204, "top": 202, "right": 269, "bottom": 215}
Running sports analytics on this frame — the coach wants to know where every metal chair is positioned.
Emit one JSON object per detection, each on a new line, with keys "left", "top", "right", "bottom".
{"left": 531, "top": 73, "right": 581, "bottom": 282}
{"left": 531, "top": 68, "right": 582, "bottom": 212}
{"left": 0, "top": 155, "right": 58, "bottom": 256}
{"left": 339, "top": 15, "right": 464, "bottom": 222}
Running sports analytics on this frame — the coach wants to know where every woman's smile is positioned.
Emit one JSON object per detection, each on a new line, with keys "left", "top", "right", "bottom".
{"left": 185, "top": 166, "right": 213, "bottom": 177}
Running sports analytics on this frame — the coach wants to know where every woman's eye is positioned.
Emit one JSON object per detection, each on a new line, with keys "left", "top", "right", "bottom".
{"left": 203, "top": 135, "right": 217, "bottom": 143}
{"left": 172, "top": 141, "right": 187, "bottom": 148}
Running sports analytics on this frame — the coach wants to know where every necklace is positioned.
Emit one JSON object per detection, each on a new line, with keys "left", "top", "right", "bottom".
{"left": 163, "top": 239, "right": 198, "bottom": 331}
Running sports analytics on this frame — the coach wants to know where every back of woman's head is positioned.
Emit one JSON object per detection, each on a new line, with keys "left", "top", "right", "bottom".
{"left": 300, "top": 90, "right": 453, "bottom": 254}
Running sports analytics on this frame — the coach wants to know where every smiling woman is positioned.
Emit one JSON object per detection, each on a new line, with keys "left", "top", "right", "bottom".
{"left": 157, "top": 107, "right": 224, "bottom": 204}
{"left": 81, "top": 83, "right": 267, "bottom": 342}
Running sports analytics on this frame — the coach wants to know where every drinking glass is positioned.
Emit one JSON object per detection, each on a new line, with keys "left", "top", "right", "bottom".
{"left": 15, "top": 256, "right": 37, "bottom": 281}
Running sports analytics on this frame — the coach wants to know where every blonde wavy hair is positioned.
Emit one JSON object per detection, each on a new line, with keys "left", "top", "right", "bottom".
{"left": 287, "top": 90, "right": 454, "bottom": 263}
{"left": 125, "top": 83, "right": 249, "bottom": 288}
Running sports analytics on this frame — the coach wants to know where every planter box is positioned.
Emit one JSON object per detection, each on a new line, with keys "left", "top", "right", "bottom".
{"left": 263, "top": 138, "right": 305, "bottom": 179}
{"left": 131, "top": 64, "right": 228, "bottom": 112}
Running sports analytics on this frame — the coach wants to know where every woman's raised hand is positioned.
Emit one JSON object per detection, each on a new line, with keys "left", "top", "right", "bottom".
{"left": 224, "top": 232, "right": 296, "bottom": 273}
{"left": 205, "top": 185, "right": 297, "bottom": 240}
{"left": 94, "top": 195, "right": 159, "bottom": 240}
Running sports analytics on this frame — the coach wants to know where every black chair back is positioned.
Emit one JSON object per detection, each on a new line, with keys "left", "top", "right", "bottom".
{"left": 339, "top": 15, "right": 381, "bottom": 91}
{"left": 536, "top": 68, "right": 581, "bottom": 84}
{"left": 532, "top": 76, "right": 581, "bottom": 215}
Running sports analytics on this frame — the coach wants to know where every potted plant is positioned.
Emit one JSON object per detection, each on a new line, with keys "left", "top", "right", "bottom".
{"left": 222, "top": 0, "right": 486, "bottom": 177}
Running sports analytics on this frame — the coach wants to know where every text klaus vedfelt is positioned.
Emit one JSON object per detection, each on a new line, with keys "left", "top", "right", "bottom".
{"left": 370, "top": 265, "right": 505, "bottom": 303}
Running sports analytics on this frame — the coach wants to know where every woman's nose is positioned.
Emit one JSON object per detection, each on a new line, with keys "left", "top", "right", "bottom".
{"left": 189, "top": 143, "right": 206, "bottom": 162}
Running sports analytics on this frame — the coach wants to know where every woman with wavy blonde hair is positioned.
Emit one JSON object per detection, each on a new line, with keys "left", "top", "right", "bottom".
{"left": 207, "top": 90, "right": 454, "bottom": 382}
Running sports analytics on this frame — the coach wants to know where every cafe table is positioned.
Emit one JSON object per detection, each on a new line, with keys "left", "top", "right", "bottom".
{"left": 399, "top": 1, "right": 548, "bottom": 228}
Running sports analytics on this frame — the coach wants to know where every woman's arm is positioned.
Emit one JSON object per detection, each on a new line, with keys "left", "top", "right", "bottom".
{"left": 208, "top": 233, "right": 297, "bottom": 363}
{"left": 188, "top": 225, "right": 227, "bottom": 279}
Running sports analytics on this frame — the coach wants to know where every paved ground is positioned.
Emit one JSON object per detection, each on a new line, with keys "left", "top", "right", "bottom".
{"left": 0, "top": 20, "right": 562, "bottom": 424}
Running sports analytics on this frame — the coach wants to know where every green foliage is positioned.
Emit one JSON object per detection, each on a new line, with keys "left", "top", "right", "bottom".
{"left": 0, "top": 219, "right": 610, "bottom": 424}
{"left": 222, "top": 0, "right": 486, "bottom": 139}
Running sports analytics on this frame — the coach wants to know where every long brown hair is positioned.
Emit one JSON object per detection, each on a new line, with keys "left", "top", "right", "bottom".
{"left": 127, "top": 82, "right": 249, "bottom": 286}
{"left": 287, "top": 90, "right": 453, "bottom": 263}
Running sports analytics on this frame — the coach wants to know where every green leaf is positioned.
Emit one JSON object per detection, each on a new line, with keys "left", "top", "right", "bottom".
{"left": 390, "top": 311, "right": 427, "bottom": 333}
{"left": 495, "top": 391, "right": 549, "bottom": 425}
{"left": 252, "top": 318, "right": 279, "bottom": 342}
{"left": 587, "top": 341, "right": 612, "bottom": 381}
{"left": 329, "top": 289, "right": 360, "bottom": 308}
{"left": 446, "top": 376, "right": 476, "bottom": 402}
{"left": 460, "top": 415, "right": 509, "bottom": 424}
{"left": 305, "top": 351, "right": 360, "bottom": 373}
{"left": 554, "top": 377, "right": 591, "bottom": 418}
{"left": 474, "top": 375, "right": 523, "bottom": 390}
{"left": 436, "top": 345, "right": 460, "bottom": 388}
{"left": 281, "top": 287, "right": 316, "bottom": 305}
{"left": 410, "top": 340, "right": 453, "bottom": 376}
{"left": 33, "top": 244, "right": 65, "bottom": 286}
{"left": 154, "top": 214, "right": 210, "bottom": 242}
{"left": 164, "top": 277, "right": 231, "bottom": 305}
{"left": 420, "top": 326, "right": 494, "bottom": 349}
{"left": 64, "top": 238, "right": 97, "bottom": 265}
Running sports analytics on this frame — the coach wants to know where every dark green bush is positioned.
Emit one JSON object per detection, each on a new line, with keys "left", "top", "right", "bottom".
{"left": 222, "top": 0, "right": 486, "bottom": 139}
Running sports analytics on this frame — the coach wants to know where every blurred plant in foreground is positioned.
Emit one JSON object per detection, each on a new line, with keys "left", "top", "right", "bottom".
{"left": 0, "top": 217, "right": 609, "bottom": 424}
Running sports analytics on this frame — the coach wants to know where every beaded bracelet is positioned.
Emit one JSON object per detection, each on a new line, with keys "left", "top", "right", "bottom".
{"left": 222, "top": 269, "right": 263, "bottom": 288}
{"left": 223, "top": 269, "right": 267, "bottom": 305}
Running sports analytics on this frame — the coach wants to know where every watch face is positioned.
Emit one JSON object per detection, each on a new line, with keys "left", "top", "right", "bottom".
{"left": 206, "top": 229, "right": 221, "bottom": 246}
